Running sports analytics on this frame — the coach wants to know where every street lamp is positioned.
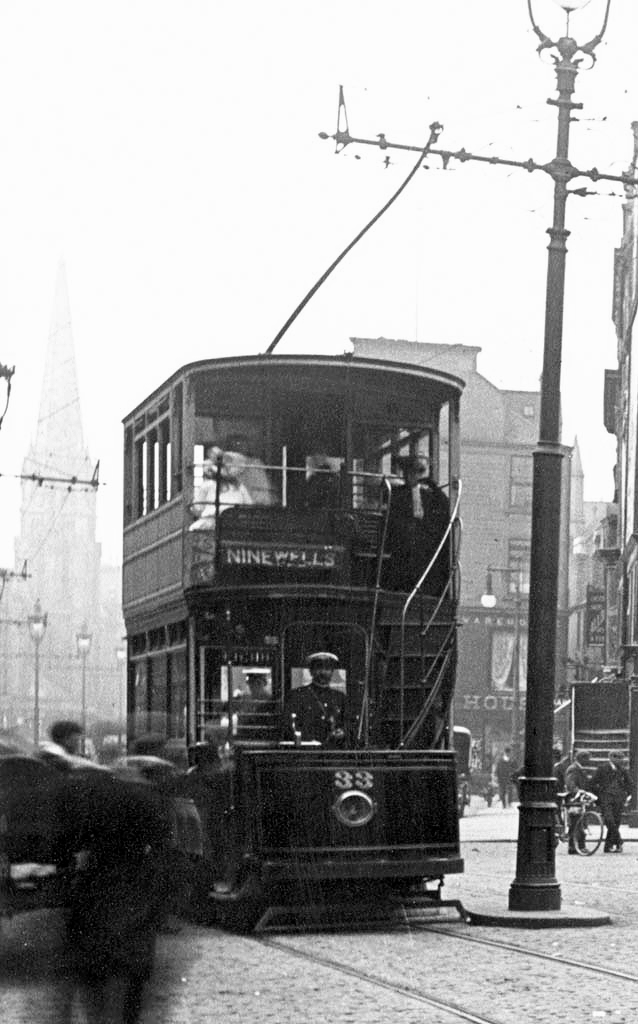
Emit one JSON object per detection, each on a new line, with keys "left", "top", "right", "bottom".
{"left": 28, "top": 598, "right": 47, "bottom": 745}
{"left": 76, "top": 622, "right": 92, "bottom": 754}
{"left": 512, "top": 0, "right": 611, "bottom": 912}
{"left": 481, "top": 566, "right": 525, "bottom": 764}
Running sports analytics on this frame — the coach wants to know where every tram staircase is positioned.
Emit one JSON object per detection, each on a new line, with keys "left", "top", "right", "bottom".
{"left": 369, "top": 499, "right": 462, "bottom": 750}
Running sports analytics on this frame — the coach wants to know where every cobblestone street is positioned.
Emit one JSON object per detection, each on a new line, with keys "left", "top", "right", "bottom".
{"left": 3, "top": 803, "right": 638, "bottom": 1024}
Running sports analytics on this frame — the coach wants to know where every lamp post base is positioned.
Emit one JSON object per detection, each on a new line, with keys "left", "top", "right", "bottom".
{"left": 509, "top": 776, "right": 561, "bottom": 912}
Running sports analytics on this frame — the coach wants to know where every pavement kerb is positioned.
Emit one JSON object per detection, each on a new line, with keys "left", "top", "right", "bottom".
{"left": 463, "top": 899, "right": 611, "bottom": 928}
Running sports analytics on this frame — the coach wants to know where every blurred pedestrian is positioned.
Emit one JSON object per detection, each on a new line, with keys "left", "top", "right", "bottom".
{"left": 58, "top": 765, "right": 172, "bottom": 1022}
{"left": 183, "top": 725, "right": 235, "bottom": 895}
{"left": 565, "top": 749, "right": 592, "bottom": 791}
{"left": 552, "top": 745, "right": 571, "bottom": 790}
{"left": 495, "top": 747, "right": 515, "bottom": 808}
{"left": 39, "top": 720, "right": 84, "bottom": 770}
{"left": 590, "top": 750, "right": 632, "bottom": 853}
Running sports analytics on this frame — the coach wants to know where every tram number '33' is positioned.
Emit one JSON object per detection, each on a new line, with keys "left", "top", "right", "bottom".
{"left": 333, "top": 769, "right": 374, "bottom": 791}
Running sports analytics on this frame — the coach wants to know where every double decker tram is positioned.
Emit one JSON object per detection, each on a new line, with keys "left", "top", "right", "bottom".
{"left": 122, "top": 353, "right": 464, "bottom": 927}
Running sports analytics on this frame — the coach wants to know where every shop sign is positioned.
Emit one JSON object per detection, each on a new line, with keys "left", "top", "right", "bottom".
{"left": 585, "top": 586, "right": 605, "bottom": 646}
{"left": 462, "top": 693, "right": 528, "bottom": 712}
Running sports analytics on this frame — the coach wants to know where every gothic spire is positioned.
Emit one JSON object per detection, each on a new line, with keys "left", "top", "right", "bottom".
{"left": 26, "top": 261, "right": 89, "bottom": 475}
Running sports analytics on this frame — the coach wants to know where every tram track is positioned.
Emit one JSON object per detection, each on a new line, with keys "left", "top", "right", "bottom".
{"left": 248, "top": 903, "right": 638, "bottom": 1024}
{"left": 413, "top": 924, "right": 638, "bottom": 984}
{"left": 257, "top": 935, "right": 505, "bottom": 1024}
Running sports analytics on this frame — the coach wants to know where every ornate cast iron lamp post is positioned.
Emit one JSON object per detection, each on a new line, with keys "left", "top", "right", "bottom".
{"left": 28, "top": 599, "right": 47, "bottom": 746}
{"left": 76, "top": 622, "right": 92, "bottom": 755}
{"left": 510, "top": 0, "right": 611, "bottom": 912}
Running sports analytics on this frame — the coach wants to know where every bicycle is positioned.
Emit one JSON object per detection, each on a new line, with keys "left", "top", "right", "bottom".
{"left": 553, "top": 790, "right": 604, "bottom": 856}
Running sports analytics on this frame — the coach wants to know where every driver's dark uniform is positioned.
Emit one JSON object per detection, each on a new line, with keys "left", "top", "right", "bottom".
{"left": 282, "top": 683, "right": 346, "bottom": 746}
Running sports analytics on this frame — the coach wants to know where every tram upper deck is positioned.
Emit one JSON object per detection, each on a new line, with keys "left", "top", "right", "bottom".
{"left": 122, "top": 353, "right": 463, "bottom": 626}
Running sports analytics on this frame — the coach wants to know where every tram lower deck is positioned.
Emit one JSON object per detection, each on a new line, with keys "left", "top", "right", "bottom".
{"left": 122, "top": 353, "right": 465, "bottom": 925}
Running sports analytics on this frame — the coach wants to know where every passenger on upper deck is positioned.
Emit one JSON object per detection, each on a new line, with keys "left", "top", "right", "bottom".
{"left": 304, "top": 454, "right": 342, "bottom": 510}
{"left": 225, "top": 433, "right": 278, "bottom": 506}
{"left": 189, "top": 446, "right": 253, "bottom": 530}
{"left": 282, "top": 652, "right": 346, "bottom": 747}
{"left": 385, "top": 454, "right": 451, "bottom": 595}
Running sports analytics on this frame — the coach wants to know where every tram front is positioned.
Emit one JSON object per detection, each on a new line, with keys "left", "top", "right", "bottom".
{"left": 122, "top": 353, "right": 465, "bottom": 927}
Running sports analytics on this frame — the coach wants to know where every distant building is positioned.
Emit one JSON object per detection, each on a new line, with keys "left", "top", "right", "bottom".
{"left": 352, "top": 337, "right": 571, "bottom": 770}
{"left": 0, "top": 264, "right": 124, "bottom": 741}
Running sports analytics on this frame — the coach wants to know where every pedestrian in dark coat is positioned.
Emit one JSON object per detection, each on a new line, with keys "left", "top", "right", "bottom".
{"left": 495, "top": 747, "right": 515, "bottom": 808}
{"left": 182, "top": 727, "right": 235, "bottom": 894}
{"left": 564, "top": 750, "right": 592, "bottom": 792}
{"left": 590, "top": 750, "right": 632, "bottom": 853}
{"left": 58, "top": 765, "right": 172, "bottom": 1023}
{"left": 384, "top": 456, "right": 451, "bottom": 595}
{"left": 552, "top": 747, "right": 571, "bottom": 790}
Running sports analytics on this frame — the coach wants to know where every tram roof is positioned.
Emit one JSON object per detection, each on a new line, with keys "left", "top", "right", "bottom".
{"left": 123, "top": 353, "right": 465, "bottom": 422}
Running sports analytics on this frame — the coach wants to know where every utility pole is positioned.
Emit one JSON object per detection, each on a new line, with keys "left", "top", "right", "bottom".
{"left": 319, "top": 1, "right": 633, "bottom": 913}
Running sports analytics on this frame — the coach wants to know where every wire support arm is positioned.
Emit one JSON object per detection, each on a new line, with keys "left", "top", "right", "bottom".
{"left": 320, "top": 129, "right": 638, "bottom": 191}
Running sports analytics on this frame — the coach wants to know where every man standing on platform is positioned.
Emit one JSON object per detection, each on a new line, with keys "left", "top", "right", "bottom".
{"left": 282, "top": 652, "right": 346, "bottom": 747}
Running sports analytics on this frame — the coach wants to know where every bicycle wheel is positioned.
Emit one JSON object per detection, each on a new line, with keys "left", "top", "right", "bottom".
{"left": 575, "top": 809, "right": 604, "bottom": 856}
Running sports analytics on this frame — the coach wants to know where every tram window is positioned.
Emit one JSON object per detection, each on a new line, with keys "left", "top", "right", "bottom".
{"left": 231, "top": 667, "right": 273, "bottom": 703}
{"left": 124, "top": 426, "right": 134, "bottom": 524}
{"left": 350, "top": 424, "right": 433, "bottom": 507}
{"left": 190, "top": 420, "right": 279, "bottom": 511}
{"left": 200, "top": 648, "right": 225, "bottom": 702}
{"left": 289, "top": 665, "right": 347, "bottom": 694}
{"left": 438, "top": 401, "right": 451, "bottom": 489}
{"left": 135, "top": 437, "right": 147, "bottom": 517}
{"left": 127, "top": 408, "right": 173, "bottom": 520}
{"left": 172, "top": 383, "right": 183, "bottom": 494}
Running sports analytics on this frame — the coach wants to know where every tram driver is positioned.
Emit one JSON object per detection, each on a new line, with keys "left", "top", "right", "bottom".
{"left": 282, "top": 652, "right": 346, "bottom": 747}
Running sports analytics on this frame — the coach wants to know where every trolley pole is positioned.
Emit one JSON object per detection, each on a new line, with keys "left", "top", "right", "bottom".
{"left": 319, "top": 0, "right": 629, "bottom": 912}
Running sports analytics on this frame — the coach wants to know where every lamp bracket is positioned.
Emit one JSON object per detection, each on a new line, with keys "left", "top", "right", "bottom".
{"left": 527, "top": 0, "right": 612, "bottom": 65}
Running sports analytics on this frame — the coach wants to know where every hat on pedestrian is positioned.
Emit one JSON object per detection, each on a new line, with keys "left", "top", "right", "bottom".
{"left": 49, "top": 720, "right": 83, "bottom": 745}
{"left": 307, "top": 651, "right": 339, "bottom": 667}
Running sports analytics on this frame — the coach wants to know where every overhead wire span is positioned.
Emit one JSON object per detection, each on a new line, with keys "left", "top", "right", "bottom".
{"left": 264, "top": 118, "right": 443, "bottom": 355}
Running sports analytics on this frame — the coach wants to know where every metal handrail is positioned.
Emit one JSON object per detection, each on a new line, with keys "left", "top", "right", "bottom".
{"left": 357, "top": 477, "right": 393, "bottom": 747}
{"left": 398, "top": 479, "right": 462, "bottom": 745}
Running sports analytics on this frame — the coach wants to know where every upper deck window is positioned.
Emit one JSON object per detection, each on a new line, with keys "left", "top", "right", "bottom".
{"left": 124, "top": 387, "right": 182, "bottom": 524}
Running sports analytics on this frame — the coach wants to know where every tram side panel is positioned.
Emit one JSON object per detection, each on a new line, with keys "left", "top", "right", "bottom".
{"left": 234, "top": 748, "right": 463, "bottom": 885}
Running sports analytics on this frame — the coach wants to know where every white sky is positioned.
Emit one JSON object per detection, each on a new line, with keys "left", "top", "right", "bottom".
{"left": 0, "top": 0, "right": 636, "bottom": 567}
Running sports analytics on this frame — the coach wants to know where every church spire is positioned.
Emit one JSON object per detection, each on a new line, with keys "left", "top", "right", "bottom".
{"left": 27, "top": 261, "right": 89, "bottom": 475}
